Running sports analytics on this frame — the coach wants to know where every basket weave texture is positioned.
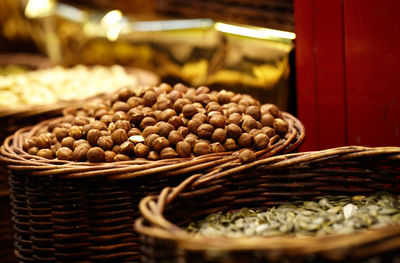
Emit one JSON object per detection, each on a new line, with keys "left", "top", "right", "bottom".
{"left": 136, "top": 146, "right": 400, "bottom": 263}
{"left": 0, "top": 110, "right": 304, "bottom": 262}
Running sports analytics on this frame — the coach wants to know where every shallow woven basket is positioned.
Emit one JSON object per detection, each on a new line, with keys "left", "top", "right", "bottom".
{"left": 136, "top": 146, "right": 400, "bottom": 263}
{"left": 0, "top": 110, "right": 304, "bottom": 262}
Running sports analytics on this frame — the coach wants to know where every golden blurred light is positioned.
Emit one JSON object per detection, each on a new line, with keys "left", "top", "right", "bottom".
{"left": 101, "top": 10, "right": 123, "bottom": 41}
{"left": 215, "top": 22, "right": 295, "bottom": 41}
{"left": 25, "top": 0, "right": 56, "bottom": 18}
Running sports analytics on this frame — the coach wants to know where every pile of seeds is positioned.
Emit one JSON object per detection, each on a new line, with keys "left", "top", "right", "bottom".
{"left": 186, "top": 193, "right": 400, "bottom": 237}
{"left": 22, "top": 83, "right": 288, "bottom": 163}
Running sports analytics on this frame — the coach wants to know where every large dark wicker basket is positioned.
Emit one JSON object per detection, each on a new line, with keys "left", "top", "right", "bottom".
{"left": 0, "top": 110, "right": 304, "bottom": 262}
{"left": 136, "top": 146, "right": 400, "bottom": 263}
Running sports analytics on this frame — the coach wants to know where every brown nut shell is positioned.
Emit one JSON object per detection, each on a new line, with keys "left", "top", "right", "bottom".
{"left": 87, "top": 147, "right": 105, "bottom": 163}
{"left": 239, "top": 149, "right": 256, "bottom": 163}
{"left": 56, "top": 147, "right": 73, "bottom": 161}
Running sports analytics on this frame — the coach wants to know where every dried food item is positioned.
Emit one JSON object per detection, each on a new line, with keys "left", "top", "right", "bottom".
{"left": 186, "top": 193, "right": 400, "bottom": 237}
{"left": 24, "top": 83, "right": 289, "bottom": 162}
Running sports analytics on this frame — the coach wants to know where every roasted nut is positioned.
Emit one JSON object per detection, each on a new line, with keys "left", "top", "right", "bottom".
{"left": 196, "top": 93, "right": 212, "bottom": 105}
{"left": 115, "top": 120, "right": 131, "bottom": 132}
{"left": 114, "top": 154, "right": 130, "bottom": 162}
{"left": 145, "top": 134, "right": 160, "bottom": 148}
{"left": 228, "top": 106, "right": 242, "bottom": 115}
{"left": 33, "top": 135, "right": 51, "bottom": 149}
{"left": 193, "top": 112, "right": 207, "bottom": 123}
{"left": 197, "top": 124, "right": 214, "bottom": 138}
{"left": 173, "top": 83, "right": 188, "bottom": 93}
{"left": 51, "top": 143, "right": 61, "bottom": 154}
{"left": 239, "top": 149, "right": 256, "bottom": 163}
{"left": 127, "top": 128, "right": 140, "bottom": 137}
{"left": 207, "top": 111, "right": 222, "bottom": 120}
{"left": 160, "top": 147, "right": 178, "bottom": 159}
{"left": 127, "top": 97, "right": 142, "bottom": 108}
{"left": 112, "top": 145, "right": 121, "bottom": 153}
{"left": 142, "top": 107, "right": 155, "bottom": 118}
{"left": 261, "top": 104, "right": 280, "bottom": 117}
{"left": 87, "top": 129, "right": 101, "bottom": 146}
{"left": 95, "top": 109, "right": 108, "bottom": 120}
{"left": 168, "top": 90, "right": 182, "bottom": 102}
{"left": 37, "top": 149, "right": 54, "bottom": 159}
{"left": 139, "top": 117, "right": 157, "bottom": 129}
{"left": 261, "top": 114, "right": 275, "bottom": 127}
{"left": 211, "top": 128, "right": 227, "bottom": 143}
{"left": 168, "top": 130, "right": 183, "bottom": 145}
{"left": 273, "top": 118, "right": 289, "bottom": 134}
{"left": 97, "top": 136, "right": 114, "bottom": 150}
{"left": 100, "top": 115, "right": 113, "bottom": 125}
{"left": 184, "top": 134, "right": 198, "bottom": 148}
{"left": 238, "top": 133, "right": 254, "bottom": 148}
{"left": 242, "top": 117, "right": 258, "bottom": 133}
{"left": 111, "top": 129, "right": 128, "bottom": 144}
{"left": 227, "top": 124, "right": 242, "bottom": 139}
{"left": 209, "top": 115, "right": 226, "bottom": 128}
{"left": 152, "top": 137, "right": 170, "bottom": 152}
{"left": 176, "top": 141, "right": 191, "bottom": 157}
{"left": 28, "top": 146, "right": 39, "bottom": 155}
{"left": 61, "top": 137, "right": 75, "bottom": 149}
{"left": 173, "top": 98, "right": 191, "bottom": 113}
{"left": 120, "top": 141, "right": 135, "bottom": 155}
{"left": 87, "top": 147, "right": 105, "bottom": 162}
{"left": 210, "top": 142, "right": 225, "bottom": 153}
{"left": 72, "top": 139, "right": 88, "bottom": 150}
{"left": 82, "top": 124, "right": 94, "bottom": 136}
{"left": 217, "top": 90, "right": 233, "bottom": 105}
{"left": 177, "top": 126, "right": 189, "bottom": 137}
{"left": 168, "top": 116, "right": 184, "bottom": 129}
{"left": 156, "top": 98, "right": 173, "bottom": 111}
{"left": 147, "top": 151, "right": 160, "bottom": 160}
{"left": 193, "top": 141, "right": 210, "bottom": 156}
{"left": 23, "top": 138, "right": 36, "bottom": 151}
{"left": 206, "top": 103, "right": 223, "bottom": 114}
{"left": 182, "top": 104, "right": 198, "bottom": 117}
{"left": 261, "top": 126, "right": 276, "bottom": 137}
{"left": 158, "top": 122, "right": 174, "bottom": 138}
{"left": 54, "top": 127, "right": 69, "bottom": 142}
{"left": 160, "top": 109, "right": 176, "bottom": 122}
{"left": 69, "top": 126, "right": 82, "bottom": 140}
{"left": 196, "top": 86, "right": 210, "bottom": 94}
{"left": 224, "top": 138, "right": 237, "bottom": 151}
{"left": 134, "top": 143, "right": 150, "bottom": 157}
{"left": 56, "top": 147, "right": 73, "bottom": 160}
{"left": 142, "top": 126, "right": 159, "bottom": 138}
{"left": 113, "top": 101, "right": 131, "bottom": 112}
{"left": 254, "top": 133, "right": 270, "bottom": 149}
{"left": 143, "top": 91, "right": 157, "bottom": 106}
{"left": 118, "top": 87, "right": 133, "bottom": 101}
{"left": 73, "top": 144, "right": 90, "bottom": 161}
{"left": 105, "top": 150, "right": 117, "bottom": 162}
{"left": 92, "top": 120, "right": 108, "bottom": 131}
{"left": 187, "top": 119, "right": 202, "bottom": 135}
{"left": 246, "top": 106, "right": 261, "bottom": 120}
{"left": 127, "top": 108, "right": 144, "bottom": 125}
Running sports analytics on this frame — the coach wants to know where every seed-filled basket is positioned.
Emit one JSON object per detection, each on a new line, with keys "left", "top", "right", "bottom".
{"left": 0, "top": 83, "right": 304, "bottom": 262}
{"left": 136, "top": 146, "right": 400, "bottom": 263}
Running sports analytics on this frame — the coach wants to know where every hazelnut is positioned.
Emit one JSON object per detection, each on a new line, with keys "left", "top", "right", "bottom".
{"left": 173, "top": 98, "right": 191, "bottom": 113}
{"left": 156, "top": 98, "right": 173, "bottom": 111}
{"left": 23, "top": 138, "right": 36, "bottom": 151}
{"left": 145, "top": 134, "right": 160, "bottom": 148}
{"left": 176, "top": 141, "right": 191, "bottom": 158}
{"left": 177, "top": 126, "right": 189, "bottom": 137}
{"left": 127, "top": 108, "right": 144, "bottom": 125}
{"left": 209, "top": 115, "right": 226, "bottom": 128}
{"left": 160, "top": 147, "right": 178, "bottom": 159}
{"left": 73, "top": 144, "right": 90, "bottom": 162}
{"left": 254, "top": 134, "right": 270, "bottom": 149}
{"left": 158, "top": 83, "right": 172, "bottom": 93}
{"left": 182, "top": 104, "right": 198, "bottom": 117}
{"left": 127, "top": 97, "right": 142, "bottom": 108}
{"left": 147, "top": 151, "right": 160, "bottom": 160}
{"left": 139, "top": 117, "right": 157, "bottom": 129}
{"left": 37, "top": 149, "right": 54, "bottom": 159}
{"left": 134, "top": 143, "right": 150, "bottom": 157}
{"left": 187, "top": 119, "right": 202, "bottom": 135}
{"left": 168, "top": 90, "right": 182, "bottom": 102}
{"left": 152, "top": 137, "right": 170, "bottom": 152}
{"left": 33, "top": 135, "right": 51, "bottom": 149}
{"left": 184, "top": 134, "right": 198, "bottom": 148}
{"left": 87, "top": 147, "right": 105, "bottom": 163}
{"left": 227, "top": 124, "right": 242, "bottom": 139}
{"left": 242, "top": 117, "right": 258, "bottom": 133}
{"left": 112, "top": 145, "right": 121, "bottom": 153}
{"left": 217, "top": 90, "right": 233, "bottom": 105}
{"left": 273, "top": 118, "right": 289, "bottom": 134}
{"left": 197, "top": 124, "right": 214, "bottom": 139}
{"left": 128, "top": 128, "right": 142, "bottom": 137}
{"left": 168, "top": 131, "right": 183, "bottom": 145}
{"left": 92, "top": 120, "right": 108, "bottom": 131}
{"left": 97, "top": 136, "right": 114, "bottom": 150}
{"left": 261, "top": 126, "right": 276, "bottom": 138}
{"left": 210, "top": 142, "right": 225, "bottom": 153}
{"left": 211, "top": 128, "right": 227, "bottom": 143}
{"left": 261, "top": 114, "right": 275, "bottom": 127}
{"left": 143, "top": 91, "right": 157, "bottom": 106}
{"left": 238, "top": 133, "right": 254, "bottom": 148}
{"left": 82, "top": 124, "right": 94, "bottom": 136}
{"left": 112, "top": 101, "right": 130, "bottom": 112}
{"left": 246, "top": 106, "right": 261, "bottom": 120}
{"left": 28, "top": 147, "right": 39, "bottom": 155}
{"left": 160, "top": 109, "right": 177, "bottom": 122}
{"left": 118, "top": 87, "right": 133, "bottom": 101}
{"left": 193, "top": 142, "right": 210, "bottom": 156}
{"left": 61, "top": 137, "right": 75, "bottom": 149}
{"left": 224, "top": 138, "right": 237, "bottom": 151}
{"left": 262, "top": 104, "right": 280, "bottom": 117}
{"left": 196, "top": 86, "right": 210, "bottom": 94}
{"left": 228, "top": 106, "right": 242, "bottom": 115}
{"left": 54, "top": 127, "right": 69, "bottom": 142}
{"left": 193, "top": 112, "right": 207, "bottom": 123}
{"left": 87, "top": 129, "right": 102, "bottom": 146}
{"left": 72, "top": 139, "right": 88, "bottom": 150}
{"left": 68, "top": 126, "right": 82, "bottom": 140}
{"left": 100, "top": 115, "right": 113, "bottom": 125}
{"left": 114, "top": 154, "right": 130, "bottom": 162}
{"left": 206, "top": 103, "right": 223, "bottom": 114}
{"left": 111, "top": 129, "right": 128, "bottom": 145}
{"left": 56, "top": 147, "right": 73, "bottom": 161}
{"left": 142, "top": 126, "right": 159, "bottom": 138}
{"left": 120, "top": 141, "right": 135, "bottom": 155}
{"left": 158, "top": 122, "right": 174, "bottom": 138}
{"left": 95, "top": 109, "right": 108, "bottom": 120}
{"left": 105, "top": 151, "right": 117, "bottom": 162}
{"left": 207, "top": 111, "right": 223, "bottom": 120}
{"left": 168, "top": 116, "right": 184, "bottom": 129}
{"left": 196, "top": 94, "right": 212, "bottom": 105}
{"left": 115, "top": 120, "right": 131, "bottom": 132}
{"left": 142, "top": 107, "right": 155, "bottom": 118}
{"left": 173, "top": 83, "right": 188, "bottom": 93}
{"left": 239, "top": 149, "right": 256, "bottom": 164}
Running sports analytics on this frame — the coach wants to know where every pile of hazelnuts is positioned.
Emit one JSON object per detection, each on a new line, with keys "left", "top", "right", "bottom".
{"left": 22, "top": 83, "right": 289, "bottom": 163}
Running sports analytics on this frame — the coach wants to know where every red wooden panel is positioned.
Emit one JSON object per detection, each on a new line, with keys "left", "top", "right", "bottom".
{"left": 344, "top": 0, "right": 400, "bottom": 146}
{"left": 294, "top": 0, "right": 318, "bottom": 151}
{"left": 314, "top": 0, "right": 347, "bottom": 149}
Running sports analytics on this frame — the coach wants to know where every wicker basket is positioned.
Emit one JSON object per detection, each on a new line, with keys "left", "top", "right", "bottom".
{"left": 0, "top": 109, "right": 304, "bottom": 262}
{"left": 136, "top": 146, "right": 400, "bottom": 262}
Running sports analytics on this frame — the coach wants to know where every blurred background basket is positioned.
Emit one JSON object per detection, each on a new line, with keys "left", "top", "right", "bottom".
{"left": 136, "top": 146, "right": 400, "bottom": 263}
{"left": 0, "top": 109, "right": 304, "bottom": 262}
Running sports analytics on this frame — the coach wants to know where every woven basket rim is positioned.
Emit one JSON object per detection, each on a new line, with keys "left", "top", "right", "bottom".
{"left": 135, "top": 145, "right": 400, "bottom": 258}
{"left": 0, "top": 111, "right": 304, "bottom": 180}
